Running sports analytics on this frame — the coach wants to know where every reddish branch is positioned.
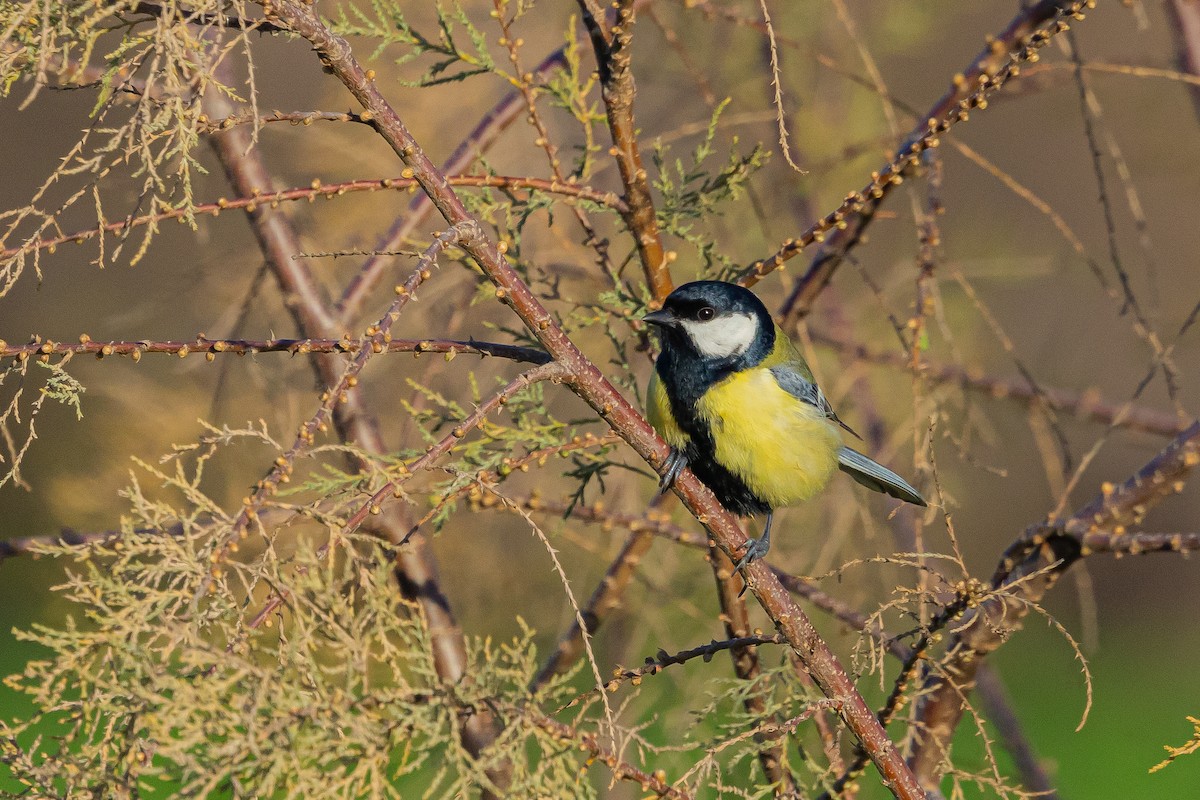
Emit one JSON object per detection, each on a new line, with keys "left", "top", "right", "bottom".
{"left": 128, "top": 1, "right": 286, "bottom": 33}
{"left": 557, "top": 633, "right": 785, "bottom": 711}
{"left": 197, "top": 109, "right": 376, "bottom": 130}
{"left": 736, "top": 1, "right": 1093, "bottom": 316}
{"left": 909, "top": 422, "right": 1200, "bottom": 785}
{"left": 576, "top": 0, "right": 673, "bottom": 301}
{"left": 0, "top": 335, "right": 548, "bottom": 364}
{"left": 264, "top": 1, "right": 925, "bottom": 795}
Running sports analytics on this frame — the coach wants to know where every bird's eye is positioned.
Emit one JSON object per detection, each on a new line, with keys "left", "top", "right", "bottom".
{"left": 697, "top": 306, "right": 716, "bottom": 321}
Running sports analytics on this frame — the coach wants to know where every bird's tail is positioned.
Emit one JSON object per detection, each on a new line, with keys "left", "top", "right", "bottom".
{"left": 836, "top": 446, "right": 927, "bottom": 507}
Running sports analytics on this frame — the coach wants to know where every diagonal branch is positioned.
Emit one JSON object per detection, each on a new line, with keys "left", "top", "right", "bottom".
{"left": 202, "top": 80, "right": 509, "bottom": 787}
{"left": 736, "top": 1, "right": 1093, "bottom": 318}
{"left": 264, "top": 2, "right": 925, "bottom": 795}
{"left": 908, "top": 422, "right": 1200, "bottom": 784}
{"left": 335, "top": 46, "right": 572, "bottom": 323}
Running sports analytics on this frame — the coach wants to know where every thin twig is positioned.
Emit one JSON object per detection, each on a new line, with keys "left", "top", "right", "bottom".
{"left": 0, "top": 174, "right": 625, "bottom": 262}
{"left": 0, "top": 335, "right": 550, "bottom": 364}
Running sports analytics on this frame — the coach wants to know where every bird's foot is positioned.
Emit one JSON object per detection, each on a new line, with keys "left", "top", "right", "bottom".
{"left": 657, "top": 447, "right": 687, "bottom": 495}
{"left": 734, "top": 514, "right": 773, "bottom": 596}
{"left": 734, "top": 535, "right": 770, "bottom": 573}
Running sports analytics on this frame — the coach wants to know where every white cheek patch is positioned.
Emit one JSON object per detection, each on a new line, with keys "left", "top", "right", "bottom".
{"left": 681, "top": 313, "right": 758, "bottom": 359}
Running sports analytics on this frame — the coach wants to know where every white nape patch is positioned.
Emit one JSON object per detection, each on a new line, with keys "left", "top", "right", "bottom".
{"left": 680, "top": 312, "right": 758, "bottom": 359}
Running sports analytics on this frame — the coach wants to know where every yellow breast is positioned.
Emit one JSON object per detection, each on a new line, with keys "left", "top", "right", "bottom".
{"left": 695, "top": 368, "right": 842, "bottom": 508}
{"left": 647, "top": 370, "right": 689, "bottom": 449}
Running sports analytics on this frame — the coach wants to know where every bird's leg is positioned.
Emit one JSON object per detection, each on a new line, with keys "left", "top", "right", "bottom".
{"left": 657, "top": 447, "right": 688, "bottom": 495}
{"left": 734, "top": 511, "right": 773, "bottom": 574}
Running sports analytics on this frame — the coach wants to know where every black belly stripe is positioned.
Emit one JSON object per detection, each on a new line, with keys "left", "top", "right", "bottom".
{"left": 656, "top": 346, "right": 772, "bottom": 516}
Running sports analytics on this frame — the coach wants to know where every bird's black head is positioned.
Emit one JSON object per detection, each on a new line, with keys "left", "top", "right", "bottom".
{"left": 643, "top": 280, "right": 775, "bottom": 370}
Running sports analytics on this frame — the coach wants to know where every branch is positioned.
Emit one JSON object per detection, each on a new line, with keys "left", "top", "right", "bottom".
{"left": 202, "top": 75, "right": 509, "bottom": 786}
{"left": 909, "top": 422, "right": 1200, "bottom": 785}
{"left": 576, "top": 0, "right": 672, "bottom": 301}
{"left": 0, "top": 174, "right": 624, "bottom": 262}
{"left": 128, "top": 1, "right": 287, "bottom": 33}
{"left": 197, "top": 108, "right": 376, "bottom": 130}
{"left": 734, "top": 1, "right": 1093, "bottom": 314}
{"left": 0, "top": 336, "right": 549, "bottom": 365}
{"left": 809, "top": 330, "right": 1192, "bottom": 438}
{"left": 265, "top": 2, "right": 925, "bottom": 794}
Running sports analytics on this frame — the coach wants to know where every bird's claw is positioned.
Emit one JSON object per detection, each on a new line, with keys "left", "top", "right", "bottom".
{"left": 657, "top": 447, "right": 687, "bottom": 495}
{"left": 733, "top": 535, "right": 770, "bottom": 574}
{"left": 734, "top": 514, "right": 774, "bottom": 596}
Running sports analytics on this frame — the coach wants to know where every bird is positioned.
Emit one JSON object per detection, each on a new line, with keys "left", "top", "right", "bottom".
{"left": 643, "top": 280, "right": 926, "bottom": 571}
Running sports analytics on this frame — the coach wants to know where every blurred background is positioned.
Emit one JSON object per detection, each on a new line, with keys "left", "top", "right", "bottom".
{"left": 2, "top": 0, "right": 1199, "bottom": 796}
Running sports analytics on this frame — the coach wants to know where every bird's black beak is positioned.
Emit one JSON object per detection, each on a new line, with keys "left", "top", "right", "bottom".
{"left": 642, "top": 308, "right": 676, "bottom": 328}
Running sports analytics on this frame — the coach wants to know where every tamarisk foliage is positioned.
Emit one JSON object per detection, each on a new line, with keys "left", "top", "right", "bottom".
{"left": 2, "top": 1, "right": 1199, "bottom": 798}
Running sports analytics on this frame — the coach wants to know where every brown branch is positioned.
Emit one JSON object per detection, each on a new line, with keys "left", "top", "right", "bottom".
{"left": 0, "top": 335, "right": 549, "bottom": 365}
{"left": 576, "top": 0, "right": 672, "bottom": 301}
{"left": 197, "top": 109, "right": 376, "bottom": 131}
{"left": 127, "top": 1, "right": 287, "bottom": 33}
{"left": 734, "top": 1, "right": 1092, "bottom": 316}
{"left": 0, "top": 525, "right": 180, "bottom": 563}
{"left": 1168, "top": 0, "right": 1200, "bottom": 122}
{"left": 708, "top": 543, "right": 797, "bottom": 793}
{"left": 909, "top": 422, "right": 1200, "bottom": 785}
{"left": 555, "top": 633, "right": 786, "bottom": 712}
{"left": 334, "top": 45, "right": 572, "bottom": 323}
{"left": 202, "top": 78, "right": 509, "bottom": 787}
{"left": 528, "top": 499, "right": 668, "bottom": 691}
{"left": 264, "top": 2, "right": 926, "bottom": 794}
{"left": 808, "top": 329, "right": 1192, "bottom": 438}
{"left": 1080, "top": 530, "right": 1200, "bottom": 556}
{"left": 0, "top": 174, "right": 624, "bottom": 262}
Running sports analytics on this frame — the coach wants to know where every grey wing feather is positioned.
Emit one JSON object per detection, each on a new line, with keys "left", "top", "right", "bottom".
{"left": 836, "top": 446, "right": 927, "bottom": 507}
{"left": 769, "top": 366, "right": 861, "bottom": 439}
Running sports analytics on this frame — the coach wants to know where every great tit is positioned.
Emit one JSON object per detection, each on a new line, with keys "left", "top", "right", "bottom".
{"left": 643, "top": 280, "right": 926, "bottom": 569}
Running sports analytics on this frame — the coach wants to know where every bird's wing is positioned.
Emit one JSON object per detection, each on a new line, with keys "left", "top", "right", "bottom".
{"left": 836, "top": 446, "right": 927, "bottom": 507}
{"left": 767, "top": 361, "right": 861, "bottom": 439}
{"left": 764, "top": 327, "right": 925, "bottom": 507}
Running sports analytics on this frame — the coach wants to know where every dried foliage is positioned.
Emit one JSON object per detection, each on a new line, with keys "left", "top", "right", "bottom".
{"left": 1, "top": 1, "right": 1199, "bottom": 799}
